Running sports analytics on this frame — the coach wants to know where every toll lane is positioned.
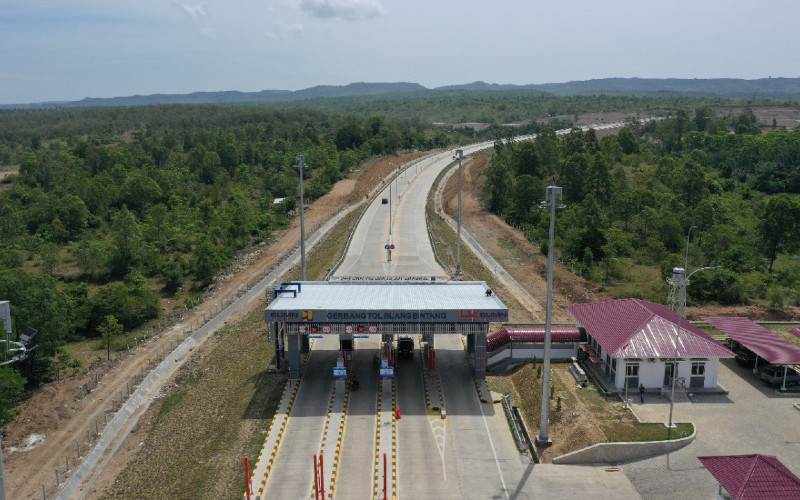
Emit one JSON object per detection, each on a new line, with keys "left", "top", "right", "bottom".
{"left": 261, "top": 336, "right": 339, "bottom": 499}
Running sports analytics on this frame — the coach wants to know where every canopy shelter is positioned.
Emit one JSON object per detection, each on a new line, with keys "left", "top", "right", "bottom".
{"left": 266, "top": 281, "right": 508, "bottom": 379}
{"left": 704, "top": 317, "right": 800, "bottom": 365}
{"left": 487, "top": 327, "right": 582, "bottom": 352}
{"left": 698, "top": 454, "right": 800, "bottom": 499}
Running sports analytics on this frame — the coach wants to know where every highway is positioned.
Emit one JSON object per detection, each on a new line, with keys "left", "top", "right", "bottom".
{"left": 258, "top": 121, "right": 645, "bottom": 499}
{"left": 262, "top": 139, "right": 542, "bottom": 499}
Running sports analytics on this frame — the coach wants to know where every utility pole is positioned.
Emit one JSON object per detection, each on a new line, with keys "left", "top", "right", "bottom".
{"left": 455, "top": 149, "right": 463, "bottom": 278}
{"left": 294, "top": 155, "right": 307, "bottom": 280}
{"left": 537, "top": 186, "right": 563, "bottom": 447}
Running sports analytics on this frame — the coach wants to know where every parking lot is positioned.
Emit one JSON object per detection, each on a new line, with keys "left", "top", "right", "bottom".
{"left": 620, "top": 359, "right": 800, "bottom": 499}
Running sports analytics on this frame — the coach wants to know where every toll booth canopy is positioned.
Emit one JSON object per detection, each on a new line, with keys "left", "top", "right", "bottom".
{"left": 266, "top": 281, "right": 508, "bottom": 379}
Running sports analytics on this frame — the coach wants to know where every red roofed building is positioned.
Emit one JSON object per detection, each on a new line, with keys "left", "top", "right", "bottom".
{"left": 566, "top": 298, "right": 734, "bottom": 393}
{"left": 698, "top": 454, "right": 800, "bottom": 499}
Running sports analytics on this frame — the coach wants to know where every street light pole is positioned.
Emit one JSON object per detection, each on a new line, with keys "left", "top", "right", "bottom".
{"left": 294, "top": 155, "right": 307, "bottom": 281}
{"left": 455, "top": 149, "right": 463, "bottom": 278}
{"left": 666, "top": 227, "right": 720, "bottom": 432}
{"left": 537, "top": 186, "right": 563, "bottom": 447}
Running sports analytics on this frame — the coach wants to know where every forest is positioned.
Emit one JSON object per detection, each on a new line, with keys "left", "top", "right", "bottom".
{"left": 484, "top": 107, "right": 800, "bottom": 308}
{"left": 0, "top": 93, "right": 799, "bottom": 423}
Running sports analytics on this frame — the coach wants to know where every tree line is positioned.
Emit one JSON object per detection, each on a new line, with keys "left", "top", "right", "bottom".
{"left": 484, "top": 107, "right": 800, "bottom": 309}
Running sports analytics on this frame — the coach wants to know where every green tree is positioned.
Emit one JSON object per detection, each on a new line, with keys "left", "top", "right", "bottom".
{"left": 757, "top": 194, "right": 800, "bottom": 273}
{"left": 97, "top": 315, "right": 123, "bottom": 360}
{"left": 617, "top": 127, "right": 639, "bottom": 154}
{"left": 109, "top": 207, "right": 143, "bottom": 278}
{"left": 511, "top": 175, "right": 544, "bottom": 224}
{"left": 483, "top": 156, "right": 513, "bottom": 214}
{"left": 0, "top": 367, "right": 25, "bottom": 425}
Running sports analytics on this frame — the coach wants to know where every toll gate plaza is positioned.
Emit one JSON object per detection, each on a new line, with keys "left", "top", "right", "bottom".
{"left": 265, "top": 280, "right": 508, "bottom": 380}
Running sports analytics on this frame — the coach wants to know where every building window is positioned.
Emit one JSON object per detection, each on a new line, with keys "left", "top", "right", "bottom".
{"left": 690, "top": 362, "right": 706, "bottom": 388}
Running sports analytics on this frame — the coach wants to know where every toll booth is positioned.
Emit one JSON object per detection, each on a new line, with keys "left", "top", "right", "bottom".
{"left": 266, "top": 281, "right": 508, "bottom": 380}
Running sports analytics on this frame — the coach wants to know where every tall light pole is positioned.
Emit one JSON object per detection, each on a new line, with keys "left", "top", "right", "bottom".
{"left": 667, "top": 226, "right": 720, "bottom": 432}
{"left": 537, "top": 186, "right": 563, "bottom": 447}
{"left": 455, "top": 149, "right": 463, "bottom": 278}
{"left": 294, "top": 155, "right": 307, "bottom": 280}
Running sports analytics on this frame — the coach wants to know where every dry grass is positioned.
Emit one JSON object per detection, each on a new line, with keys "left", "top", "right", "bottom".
{"left": 100, "top": 304, "right": 281, "bottom": 499}
{"left": 98, "top": 204, "right": 359, "bottom": 498}
{"left": 489, "top": 363, "right": 693, "bottom": 462}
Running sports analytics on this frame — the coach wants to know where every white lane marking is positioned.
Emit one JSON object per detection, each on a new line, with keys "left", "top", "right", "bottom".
{"left": 430, "top": 415, "right": 447, "bottom": 481}
{"left": 479, "top": 401, "right": 509, "bottom": 500}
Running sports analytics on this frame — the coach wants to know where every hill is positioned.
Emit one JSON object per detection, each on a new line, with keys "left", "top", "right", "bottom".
{"left": 4, "top": 78, "right": 800, "bottom": 109}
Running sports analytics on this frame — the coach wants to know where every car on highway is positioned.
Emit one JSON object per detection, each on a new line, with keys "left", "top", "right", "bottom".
{"left": 397, "top": 336, "right": 413, "bottom": 359}
{"left": 760, "top": 365, "right": 800, "bottom": 386}
{"left": 381, "top": 198, "right": 388, "bottom": 204}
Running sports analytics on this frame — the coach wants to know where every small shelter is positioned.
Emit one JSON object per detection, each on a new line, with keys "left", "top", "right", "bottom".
{"left": 566, "top": 298, "right": 734, "bottom": 392}
{"left": 698, "top": 454, "right": 800, "bottom": 499}
{"left": 705, "top": 317, "right": 800, "bottom": 367}
{"left": 486, "top": 327, "right": 583, "bottom": 368}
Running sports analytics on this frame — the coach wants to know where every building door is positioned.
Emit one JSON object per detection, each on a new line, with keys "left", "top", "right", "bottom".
{"left": 663, "top": 362, "right": 675, "bottom": 386}
{"left": 626, "top": 363, "right": 639, "bottom": 389}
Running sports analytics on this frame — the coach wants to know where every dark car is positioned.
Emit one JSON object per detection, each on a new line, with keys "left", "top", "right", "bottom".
{"left": 397, "top": 336, "right": 414, "bottom": 359}
{"left": 734, "top": 347, "right": 757, "bottom": 368}
{"left": 381, "top": 198, "right": 388, "bottom": 204}
{"left": 760, "top": 365, "right": 800, "bottom": 386}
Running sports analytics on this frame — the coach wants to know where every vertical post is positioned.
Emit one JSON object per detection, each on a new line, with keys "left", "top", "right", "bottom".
{"left": 537, "top": 185, "right": 562, "bottom": 447}
{"left": 383, "top": 452, "right": 387, "bottom": 500}
{"left": 455, "top": 149, "right": 463, "bottom": 278}
{"left": 318, "top": 453, "right": 324, "bottom": 499}
{"left": 313, "top": 454, "right": 319, "bottom": 500}
{"left": 0, "top": 434, "right": 6, "bottom": 500}
{"left": 244, "top": 455, "right": 251, "bottom": 499}
{"left": 624, "top": 364, "right": 629, "bottom": 408}
{"left": 668, "top": 226, "right": 694, "bottom": 434}
{"left": 294, "top": 155, "right": 307, "bottom": 281}
{"left": 273, "top": 323, "right": 281, "bottom": 371}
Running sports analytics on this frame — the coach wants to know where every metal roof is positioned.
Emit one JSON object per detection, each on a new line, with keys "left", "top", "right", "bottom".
{"left": 567, "top": 299, "right": 734, "bottom": 359}
{"left": 698, "top": 454, "right": 800, "bottom": 500}
{"left": 704, "top": 317, "right": 800, "bottom": 365}
{"left": 266, "top": 281, "right": 508, "bottom": 324}
{"left": 790, "top": 327, "right": 800, "bottom": 341}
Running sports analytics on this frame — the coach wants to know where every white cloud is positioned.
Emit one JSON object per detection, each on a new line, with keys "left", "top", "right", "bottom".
{"left": 299, "top": 0, "right": 386, "bottom": 21}
{"left": 265, "top": 23, "right": 305, "bottom": 39}
{"left": 172, "top": 0, "right": 208, "bottom": 18}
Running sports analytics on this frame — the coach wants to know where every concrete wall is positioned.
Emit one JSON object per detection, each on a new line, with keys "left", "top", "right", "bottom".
{"left": 615, "top": 358, "right": 723, "bottom": 391}
{"left": 487, "top": 343, "right": 577, "bottom": 367}
{"left": 552, "top": 427, "right": 696, "bottom": 465}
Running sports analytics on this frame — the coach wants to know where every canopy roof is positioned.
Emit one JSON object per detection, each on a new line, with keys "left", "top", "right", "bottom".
{"left": 704, "top": 317, "right": 800, "bottom": 365}
{"left": 567, "top": 299, "right": 733, "bottom": 359}
{"left": 266, "top": 281, "right": 508, "bottom": 324}
{"left": 698, "top": 454, "right": 800, "bottom": 500}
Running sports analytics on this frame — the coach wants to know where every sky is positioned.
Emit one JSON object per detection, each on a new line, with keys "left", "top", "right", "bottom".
{"left": 1, "top": 0, "right": 799, "bottom": 104}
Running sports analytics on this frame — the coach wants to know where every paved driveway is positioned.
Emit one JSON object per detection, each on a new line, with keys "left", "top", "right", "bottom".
{"left": 621, "top": 359, "right": 800, "bottom": 499}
